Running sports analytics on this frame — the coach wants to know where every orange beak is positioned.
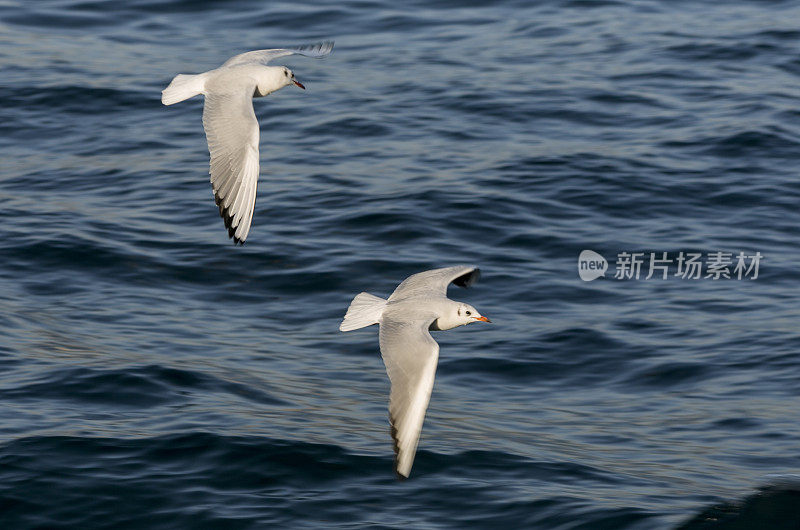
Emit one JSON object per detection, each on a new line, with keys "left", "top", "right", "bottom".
{"left": 473, "top": 316, "right": 491, "bottom": 323}
{"left": 293, "top": 79, "right": 306, "bottom": 90}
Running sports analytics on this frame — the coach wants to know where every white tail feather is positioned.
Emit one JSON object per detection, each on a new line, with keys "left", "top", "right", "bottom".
{"left": 161, "top": 73, "right": 206, "bottom": 105}
{"left": 340, "top": 293, "right": 387, "bottom": 331}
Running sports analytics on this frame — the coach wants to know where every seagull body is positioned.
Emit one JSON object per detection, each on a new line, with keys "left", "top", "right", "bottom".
{"left": 340, "top": 266, "right": 490, "bottom": 478}
{"left": 161, "top": 42, "right": 334, "bottom": 244}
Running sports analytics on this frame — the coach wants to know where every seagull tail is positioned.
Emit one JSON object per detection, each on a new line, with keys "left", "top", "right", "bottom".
{"left": 161, "top": 73, "right": 206, "bottom": 105}
{"left": 339, "top": 293, "right": 387, "bottom": 332}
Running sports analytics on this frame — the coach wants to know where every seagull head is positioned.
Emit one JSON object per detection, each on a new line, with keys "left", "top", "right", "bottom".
{"left": 431, "top": 302, "right": 490, "bottom": 331}
{"left": 457, "top": 303, "right": 491, "bottom": 326}
{"left": 282, "top": 67, "right": 305, "bottom": 90}
{"left": 254, "top": 67, "right": 305, "bottom": 97}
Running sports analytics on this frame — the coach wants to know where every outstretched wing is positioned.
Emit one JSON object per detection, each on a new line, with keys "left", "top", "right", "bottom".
{"left": 202, "top": 88, "right": 259, "bottom": 244}
{"left": 221, "top": 41, "right": 334, "bottom": 68}
{"left": 379, "top": 313, "right": 440, "bottom": 479}
{"left": 388, "top": 265, "right": 480, "bottom": 302}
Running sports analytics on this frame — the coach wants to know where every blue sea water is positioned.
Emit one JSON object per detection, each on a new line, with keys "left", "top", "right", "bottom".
{"left": 1, "top": 0, "right": 800, "bottom": 527}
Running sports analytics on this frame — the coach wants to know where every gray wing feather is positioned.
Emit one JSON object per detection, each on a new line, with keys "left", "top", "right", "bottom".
{"left": 221, "top": 41, "right": 334, "bottom": 68}
{"left": 202, "top": 88, "right": 260, "bottom": 244}
{"left": 379, "top": 313, "right": 439, "bottom": 478}
{"left": 388, "top": 266, "right": 480, "bottom": 302}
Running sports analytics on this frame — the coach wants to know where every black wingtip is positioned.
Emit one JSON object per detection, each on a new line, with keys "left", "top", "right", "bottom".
{"left": 453, "top": 268, "right": 481, "bottom": 288}
{"left": 214, "top": 190, "right": 246, "bottom": 246}
{"left": 296, "top": 40, "right": 335, "bottom": 55}
{"left": 390, "top": 422, "right": 400, "bottom": 454}
{"left": 389, "top": 419, "right": 412, "bottom": 480}
{"left": 390, "top": 420, "right": 405, "bottom": 480}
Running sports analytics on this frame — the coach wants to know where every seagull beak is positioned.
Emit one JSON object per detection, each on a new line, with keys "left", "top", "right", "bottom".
{"left": 293, "top": 79, "right": 306, "bottom": 90}
{"left": 473, "top": 316, "right": 491, "bottom": 323}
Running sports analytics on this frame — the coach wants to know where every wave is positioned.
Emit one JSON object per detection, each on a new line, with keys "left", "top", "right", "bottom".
{"left": 679, "top": 480, "right": 800, "bottom": 529}
{"left": 1, "top": 365, "right": 287, "bottom": 408}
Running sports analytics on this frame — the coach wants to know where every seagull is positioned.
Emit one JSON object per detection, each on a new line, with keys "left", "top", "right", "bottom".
{"left": 161, "top": 41, "right": 334, "bottom": 244}
{"left": 339, "top": 266, "right": 491, "bottom": 479}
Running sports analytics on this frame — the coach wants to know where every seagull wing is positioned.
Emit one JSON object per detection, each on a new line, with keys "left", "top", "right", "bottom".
{"left": 202, "top": 86, "right": 260, "bottom": 244}
{"left": 388, "top": 265, "right": 481, "bottom": 302}
{"left": 379, "top": 312, "right": 440, "bottom": 478}
{"left": 221, "top": 41, "right": 334, "bottom": 68}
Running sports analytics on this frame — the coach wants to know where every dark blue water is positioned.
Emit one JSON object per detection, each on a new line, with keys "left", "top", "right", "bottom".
{"left": 2, "top": 0, "right": 800, "bottom": 528}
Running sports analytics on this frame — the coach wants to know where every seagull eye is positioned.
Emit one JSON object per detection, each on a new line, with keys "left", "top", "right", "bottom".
{"left": 466, "top": 311, "right": 471, "bottom": 316}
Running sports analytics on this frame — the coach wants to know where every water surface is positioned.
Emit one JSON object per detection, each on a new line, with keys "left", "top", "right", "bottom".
{"left": 1, "top": 0, "right": 799, "bottom": 527}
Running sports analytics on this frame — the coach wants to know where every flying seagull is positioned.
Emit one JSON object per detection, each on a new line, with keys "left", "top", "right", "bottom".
{"left": 162, "top": 41, "right": 334, "bottom": 244}
{"left": 340, "top": 266, "right": 491, "bottom": 478}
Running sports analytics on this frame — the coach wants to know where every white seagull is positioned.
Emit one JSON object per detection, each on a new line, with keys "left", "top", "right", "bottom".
{"left": 339, "top": 266, "right": 491, "bottom": 479}
{"left": 161, "top": 41, "right": 334, "bottom": 244}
